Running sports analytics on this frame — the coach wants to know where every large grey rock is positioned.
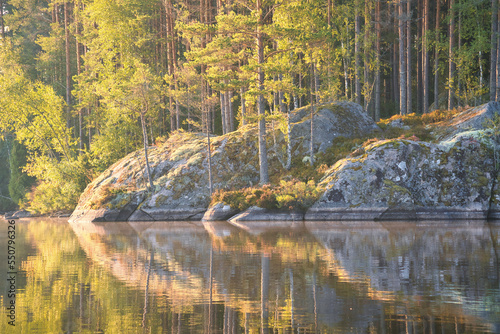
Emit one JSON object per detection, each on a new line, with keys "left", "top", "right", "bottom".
{"left": 307, "top": 134, "right": 496, "bottom": 221}
{"left": 202, "top": 202, "right": 240, "bottom": 221}
{"left": 435, "top": 101, "right": 500, "bottom": 141}
{"left": 290, "top": 101, "right": 379, "bottom": 153}
{"left": 4, "top": 210, "right": 37, "bottom": 219}
{"left": 228, "top": 206, "right": 304, "bottom": 223}
{"left": 70, "top": 130, "right": 261, "bottom": 223}
{"left": 70, "top": 102, "right": 375, "bottom": 223}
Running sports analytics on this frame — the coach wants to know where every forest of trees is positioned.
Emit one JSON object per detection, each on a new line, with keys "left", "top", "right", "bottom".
{"left": 0, "top": 0, "right": 499, "bottom": 213}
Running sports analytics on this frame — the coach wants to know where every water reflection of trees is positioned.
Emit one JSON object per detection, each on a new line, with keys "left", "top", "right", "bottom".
{"left": 69, "top": 220, "right": 500, "bottom": 333}
{"left": 3, "top": 219, "right": 498, "bottom": 333}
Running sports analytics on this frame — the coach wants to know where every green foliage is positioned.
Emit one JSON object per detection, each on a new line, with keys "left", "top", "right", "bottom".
{"left": 25, "top": 154, "right": 93, "bottom": 214}
{"left": 211, "top": 179, "right": 323, "bottom": 212}
{"left": 483, "top": 112, "right": 500, "bottom": 170}
{"left": 0, "top": 139, "right": 16, "bottom": 211}
{"left": 8, "top": 141, "right": 35, "bottom": 208}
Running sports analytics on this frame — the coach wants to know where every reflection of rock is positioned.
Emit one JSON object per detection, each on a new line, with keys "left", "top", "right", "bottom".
{"left": 202, "top": 220, "right": 240, "bottom": 239}
{"left": 307, "top": 221, "right": 500, "bottom": 316}
{"left": 68, "top": 218, "right": 499, "bottom": 331}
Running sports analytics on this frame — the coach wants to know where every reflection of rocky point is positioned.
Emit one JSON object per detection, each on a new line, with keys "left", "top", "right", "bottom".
{"left": 68, "top": 219, "right": 500, "bottom": 332}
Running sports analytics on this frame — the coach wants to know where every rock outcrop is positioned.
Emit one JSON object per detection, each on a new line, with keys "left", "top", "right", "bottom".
{"left": 306, "top": 102, "right": 500, "bottom": 221}
{"left": 70, "top": 101, "right": 500, "bottom": 223}
{"left": 306, "top": 135, "right": 496, "bottom": 220}
{"left": 290, "top": 101, "right": 379, "bottom": 153}
{"left": 70, "top": 102, "right": 377, "bottom": 222}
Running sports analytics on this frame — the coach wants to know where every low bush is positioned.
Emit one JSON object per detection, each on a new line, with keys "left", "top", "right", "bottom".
{"left": 211, "top": 179, "right": 323, "bottom": 212}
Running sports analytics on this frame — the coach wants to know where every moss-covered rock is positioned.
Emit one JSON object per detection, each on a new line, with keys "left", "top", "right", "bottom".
{"left": 307, "top": 131, "right": 496, "bottom": 220}
{"left": 71, "top": 102, "right": 377, "bottom": 222}
{"left": 291, "top": 101, "right": 379, "bottom": 153}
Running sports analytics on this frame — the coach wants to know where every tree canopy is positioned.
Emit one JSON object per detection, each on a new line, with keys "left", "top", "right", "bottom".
{"left": 0, "top": 0, "right": 498, "bottom": 213}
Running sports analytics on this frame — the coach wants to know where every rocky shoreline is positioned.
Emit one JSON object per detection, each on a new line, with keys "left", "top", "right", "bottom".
{"left": 66, "top": 101, "right": 500, "bottom": 223}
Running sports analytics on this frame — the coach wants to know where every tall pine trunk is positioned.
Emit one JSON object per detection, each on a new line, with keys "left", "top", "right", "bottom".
{"left": 140, "top": 112, "right": 154, "bottom": 190}
{"left": 364, "top": 0, "right": 371, "bottom": 112}
{"left": 240, "top": 87, "right": 247, "bottom": 126}
{"left": 256, "top": 0, "right": 269, "bottom": 185}
{"left": 434, "top": 0, "right": 440, "bottom": 109}
{"left": 448, "top": 0, "right": 455, "bottom": 110}
{"left": 423, "top": 0, "right": 429, "bottom": 113}
{"left": 491, "top": 0, "right": 498, "bottom": 101}
{"left": 64, "top": 2, "right": 72, "bottom": 127}
{"left": 398, "top": 0, "right": 407, "bottom": 115}
{"left": 496, "top": 7, "right": 500, "bottom": 101}
{"left": 407, "top": 0, "right": 412, "bottom": 114}
{"left": 355, "top": 0, "right": 362, "bottom": 105}
{"left": 220, "top": 92, "right": 226, "bottom": 134}
{"left": 76, "top": 0, "right": 83, "bottom": 153}
{"left": 0, "top": 0, "right": 5, "bottom": 39}
{"left": 309, "top": 60, "right": 315, "bottom": 166}
{"left": 374, "top": 0, "right": 381, "bottom": 121}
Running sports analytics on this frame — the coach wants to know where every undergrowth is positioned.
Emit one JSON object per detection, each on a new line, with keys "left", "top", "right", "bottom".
{"left": 211, "top": 179, "right": 323, "bottom": 212}
{"left": 215, "top": 108, "right": 458, "bottom": 212}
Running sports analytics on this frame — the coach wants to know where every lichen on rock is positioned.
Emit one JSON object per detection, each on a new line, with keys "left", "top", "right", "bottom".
{"left": 307, "top": 102, "right": 500, "bottom": 221}
{"left": 70, "top": 102, "right": 377, "bottom": 222}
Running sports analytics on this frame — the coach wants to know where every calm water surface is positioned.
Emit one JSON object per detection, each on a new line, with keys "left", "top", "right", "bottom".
{"left": 1, "top": 218, "right": 499, "bottom": 333}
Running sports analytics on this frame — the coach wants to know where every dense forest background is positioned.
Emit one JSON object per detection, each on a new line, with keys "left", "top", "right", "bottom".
{"left": 0, "top": 0, "right": 498, "bottom": 213}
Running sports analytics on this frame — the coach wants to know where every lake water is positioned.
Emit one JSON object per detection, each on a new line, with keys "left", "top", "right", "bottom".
{"left": 1, "top": 218, "right": 499, "bottom": 333}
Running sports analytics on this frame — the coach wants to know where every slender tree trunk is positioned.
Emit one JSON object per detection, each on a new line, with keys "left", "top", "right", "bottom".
{"left": 407, "top": 0, "right": 412, "bottom": 114}
{"left": 416, "top": 0, "right": 422, "bottom": 113}
{"left": 496, "top": 8, "right": 500, "bottom": 101}
{"left": 140, "top": 112, "right": 154, "bottom": 190}
{"left": 309, "top": 60, "right": 315, "bottom": 166}
{"left": 342, "top": 39, "right": 349, "bottom": 99}
{"left": 225, "top": 90, "right": 231, "bottom": 132}
{"left": 279, "top": 74, "right": 285, "bottom": 114}
{"left": 203, "top": 81, "right": 213, "bottom": 195}
{"left": 228, "top": 90, "right": 234, "bottom": 131}
{"left": 220, "top": 92, "right": 226, "bottom": 134}
{"left": 169, "top": 96, "right": 175, "bottom": 131}
{"left": 64, "top": 2, "right": 72, "bottom": 127}
{"left": 175, "top": 78, "right": 180, "bottom": 130}
{"left": 355, "top": 0, "right": 362, "bottom": 105}
{"left": 434, "top": 0, "right": 440, "bottom": 109}
{"left": 491, "top": 0, "right": 498, "bottom": 101}
{"left": 164, "top": 0, "right": 177, "bottom": 132}
{"left": 314, "top": 64, "right": 320, "bottom": 104}
{"left": 256, "top": 0, "right": 269, "bottom": 185}
{"left": 398, "top": 0, "right": 407, "bottom": 115}
{"left": 423, "top": 0, "right": 429, "bottom": 113}
{"left": 76, "top": 0, "right": 83, "bottom": 153}
{"left": 240, "top": 87, "right": 247, "bottom": 126}
{"left": 286, "top": 97, "right": 292, "bottom": 170}
{"left": 393, "top": 4, "right": 399, "bottom": 107}
{"left": 0, "top": 0, "right": 5, "bottom": 39}
{"left": 364, "top": 0, "right": 371, "bottom": 112}
{"left": 448, "top": 0, "right": 455, "bottom": 110}
{"left": 375, "top": 0, "right": 381, "bottom": 121}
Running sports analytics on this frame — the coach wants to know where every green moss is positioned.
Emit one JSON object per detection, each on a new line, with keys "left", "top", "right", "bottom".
{"left": 383, "top": 179, "right": 411, "bottom": 206}
{"left": 155, "top": 194, "right": 168, "bottom": 206}
{"left": 476, "top": 176, "right": 489, "bottom": 187}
